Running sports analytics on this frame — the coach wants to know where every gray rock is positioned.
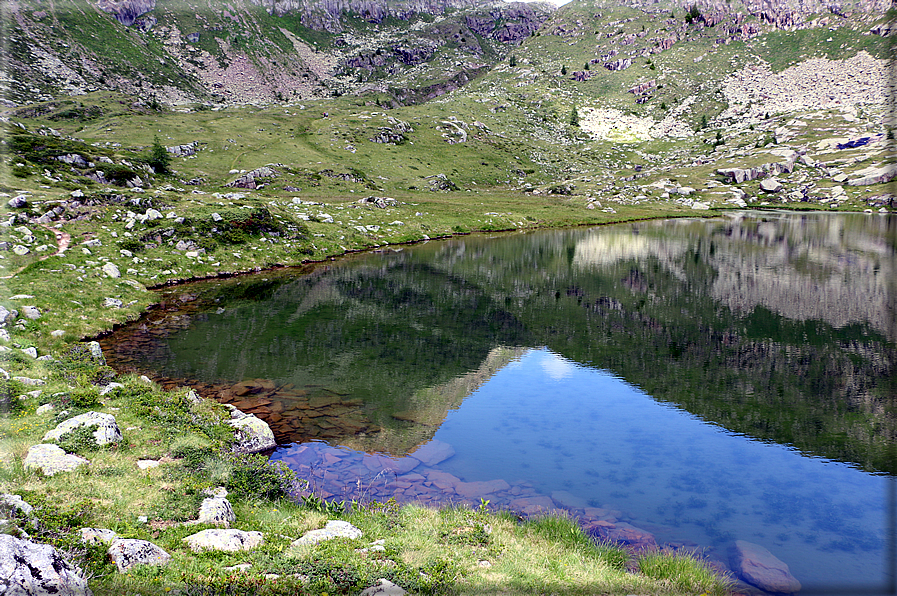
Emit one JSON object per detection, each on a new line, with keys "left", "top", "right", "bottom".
{"left": 102, "top": 262, "right": 121, "bottom": 278}
{"left": 36, "top": 404, "right": 55, "bottom": 415}
{"left": 13, "top": 245, "right": 31, "bottom": 255}
{"left": 42, "top": 411, "right": 122, "bottom": 446}
{"left": 0, "top": 534, "right": 93, "bottom": 595}
{"left": 103, "top": 298, "right": 123, "bottom": 308}
{"left": 183, "top": 529, "right": 264, "bottom": 552}
{"left": 0, "top": 493, "right": 34, "bottom": 516}
{"left": 22, "top": 306, "right": 41, "bottom": 320}
{"left": 108, "top": 539, "right": 171, "bottom": 572}
{"left": 831, "top": 173, "right": 848, "bottom": 183}
{"left": 7, "top": 196, "right": 28, "bottom": 209}
{"left": 99, "top": 382, "right": 124, "bottom": 396}
{"left": 79, "top": 528, "right": 119, "bottom": 545}
{"left": 86, "top": 341, "right": 106, "bottom": 365}
{"left": 23, "top": 347, "right": 38, "bottom": 358}
{"left": 0, "top": 307, "right": 11, "bottom": 326}
{"left": 228, "top": 413, "right": 276, "bottom": 454}
{"left": 760, "top": 178, "right": 783, "bottom": 193}
{"left": 195, "top": 497, "right": 236, "bottom": 527}
{"left": 291, "top": 520, "right": 362, "bottom": 547}
{"left": 360, "top": 579, "right": 407, "bottom": 596}
{"left": 23, "top": 444, "right": 89, "bottom": 476}
{"left": 730, "top": 540, "right": 801, "bottom": 594}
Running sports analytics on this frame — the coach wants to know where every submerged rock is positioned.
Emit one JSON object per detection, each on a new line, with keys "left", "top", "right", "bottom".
{"left": 730, "top": 540, "right": 801, "bottom": 593}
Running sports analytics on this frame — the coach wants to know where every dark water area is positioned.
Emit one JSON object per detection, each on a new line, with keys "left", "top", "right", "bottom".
{"left": 101, "top": 211, "right": 897, "bottom": 594}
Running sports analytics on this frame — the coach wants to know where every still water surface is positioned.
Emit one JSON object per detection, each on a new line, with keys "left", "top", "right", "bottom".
{"left": 102, "top": 211, "right": 896, "bottom": 594}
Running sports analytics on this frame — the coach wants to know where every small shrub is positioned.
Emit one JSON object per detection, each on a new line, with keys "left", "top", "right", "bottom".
{"left": 56, "top": 425, "right": 102, "bottom": 454}
{"left": 117, "top": 238, "right": 144, "bottom": 253}
{"left": 225, "top": 453, "right": 303, "bottom": 501}
{"left": 68, "top": 385, "right": 101, "bottom": 409}
{"left": 0, "top": 379, "right": 26, "bottom": 415}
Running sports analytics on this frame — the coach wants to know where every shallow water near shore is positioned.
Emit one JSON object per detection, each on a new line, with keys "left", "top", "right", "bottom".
{"left": 102, "top": 211, "right": 897, "bottom": 594}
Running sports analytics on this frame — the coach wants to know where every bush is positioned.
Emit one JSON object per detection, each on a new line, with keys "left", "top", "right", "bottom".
{"left": 117, "top": 238, "right": 145, "bottom": 253}
{"left": 225, "top": 453, "right": 302, "bottom": 501}
{"left": 56, "top": 425, "right": 103, "bottom": 454}
{"left": 0, "top": 379, "right": 26, "bottom": 415}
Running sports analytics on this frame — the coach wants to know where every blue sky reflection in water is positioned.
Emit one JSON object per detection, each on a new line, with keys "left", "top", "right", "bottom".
{"left": 427, "top": 347, "right": 891, "bottom": 592}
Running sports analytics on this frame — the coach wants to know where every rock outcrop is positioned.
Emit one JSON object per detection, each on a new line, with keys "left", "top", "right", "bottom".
{"left": 96, "top": 0, "right": 156, "bottom": 26}
{"left": 0, "top": 534, "right": 92, "bottom": 596}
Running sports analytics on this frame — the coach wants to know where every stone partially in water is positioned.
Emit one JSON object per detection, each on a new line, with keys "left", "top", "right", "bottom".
{"left": 730, "top": 540, "right": 801, "bottom": 593}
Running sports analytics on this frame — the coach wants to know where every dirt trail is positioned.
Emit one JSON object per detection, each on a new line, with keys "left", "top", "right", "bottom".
{"left": 0, "top": 223, "right": 70, "bottom": 279}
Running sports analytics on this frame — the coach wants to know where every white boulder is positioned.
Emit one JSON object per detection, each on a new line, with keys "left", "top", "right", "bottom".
{"left": 43, "top": 411, "right": 122, "bottom": 446}
{"left": 183, "top": 529, "right": 264, "bottom": 552}
{"left": 23, "top": 444, "right": 89, "bottom": 476}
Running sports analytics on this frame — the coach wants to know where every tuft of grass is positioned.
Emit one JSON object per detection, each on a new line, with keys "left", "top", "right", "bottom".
{"left": 638, "top": 549, "right": 732, "bottom": 595}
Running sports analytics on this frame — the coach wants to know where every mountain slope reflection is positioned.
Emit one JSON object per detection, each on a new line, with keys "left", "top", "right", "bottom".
{"left": 101, "top": 211, "right": 895, "bottom": 472}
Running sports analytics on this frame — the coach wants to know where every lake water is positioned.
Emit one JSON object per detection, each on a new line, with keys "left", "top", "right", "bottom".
{"left": 101, "top": 211, "right": 896, "bottom": 595}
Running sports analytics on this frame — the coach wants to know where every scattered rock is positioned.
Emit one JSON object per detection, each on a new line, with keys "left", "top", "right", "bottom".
{"left": 7, "top": 196, "right": 28, "bottom": 209}
{"left": 12, "top": 376, "right": 46, "bottom": 386}
{"left": 42, "top": 411, "right": 123, "bottom": 446}
{"left": 760, "top": 178, "right": 783, "bottom": 193}
{"left": 108, "top": 538, "right": 171, "bottom": 572}
{"left": 86, "top": 341, "right": 106, "bottom": 364}
{"left": 195, "top": 497, "right": 236, "bottom": 527}
{"left": 730, "top": 540, "right": 801, "bottom": 593}
{"left": 360, "top": 579, "right": 407, "bottom": 596}
{"left": 22, "top": 306, "right": 41, "bottom": 320}
{"left": 0, "top": 534, "right": 93, "bottom": 596}
{"left": 183, "top": 529, "right": 264, "bottom": 552}
{"left": 23, "top": 444, "right": 89, "bottom": 476}
{"left": 102, "top": 263, "right": 121, "bottom": 278}
{"left": 292, "top": 520, "right": 362, "bottom": 547}
{"left": 228, "top": 412, "right": 276, "bottom": 454}
{"left": 79, "top": 528, "right": 119, "bottom": 545}
{"left": 0, "top": 493, "right": 34, "bottom": 516}
{"left": 136, "top": 460, "right": 161, "bottom": 470}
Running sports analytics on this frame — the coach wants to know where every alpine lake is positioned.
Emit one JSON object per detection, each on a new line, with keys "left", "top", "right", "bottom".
{"left": 101, "top": 211, "right": 896, "bottom": 595}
